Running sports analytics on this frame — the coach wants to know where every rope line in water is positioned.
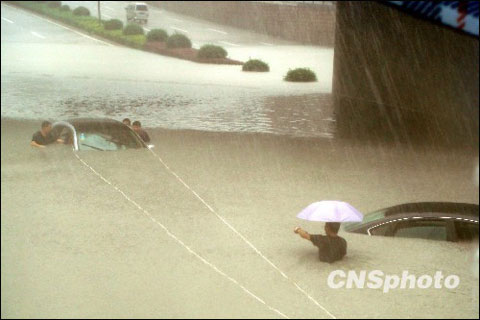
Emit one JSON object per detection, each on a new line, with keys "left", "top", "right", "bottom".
{"left": 148, "top": 149, "right": 336, "bottom": 319}
{"left": 73, "top": 152, "right": 289, "bottom": 319}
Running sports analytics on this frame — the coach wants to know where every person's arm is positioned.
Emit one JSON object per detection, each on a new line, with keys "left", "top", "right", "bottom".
{"left": 48, "top": 132, "right": 63, "bottom": 144}
{"left": 144, "top": 131, "right": 150, "bottom": 143}
{"left": 30, "top": 140, "right": 45, "bottom": 148}
{"left": 294, "top": 227, "right": 311, "bottom": 241}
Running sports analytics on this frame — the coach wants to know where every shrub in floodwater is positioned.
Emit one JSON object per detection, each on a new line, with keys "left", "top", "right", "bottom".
{"left": 73, "top": 6, "right": 90, "bottom": 16}
{"left": 242, "top": 59, "right": 269, "bottom": 72}
{"left": 166, "top": 33, "right": 191, "bottom": 48}
{"left": 47, "top": 1, "right": 61, "bottom": 8}
{"left": 284, "top": 68, "right": 317, "bottom": 82}
{"left": 146, "top": 29, "right": 169, "bottom": 42}
{"left": 123, "top": 23, "right": 144, "bottom": 35}
{"left": 197, "top": 44, "right": 228, "bottom": 59}
{"left": 59, "top": 4, "right": 70, "bottom": 11}
{"left": 104, "top": 19, "right": 123, "bottom": 30}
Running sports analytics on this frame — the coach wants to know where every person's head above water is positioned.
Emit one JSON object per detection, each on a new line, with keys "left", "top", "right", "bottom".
{"left": 324, "top": 222, "right": 341, "bottom": 237}
{"left": 122, "top": 118, "right": 131, "bottom": 126}
{"left": 132, "top": 121, "right": 142, "bottom": 130}
{"left": 41, "top": 120, "right": 52, "bottom": 135}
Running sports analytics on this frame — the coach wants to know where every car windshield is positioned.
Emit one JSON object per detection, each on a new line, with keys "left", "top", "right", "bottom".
{"left": 75, "top": 123, "right": 144, "bottom": 151}
{"left": 136, "top": 5, "right": 148, "bottom": 11}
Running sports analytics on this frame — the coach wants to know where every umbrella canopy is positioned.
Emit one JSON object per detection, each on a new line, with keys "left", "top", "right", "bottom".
{"left": 297, "top": 201, "right": 363, "bottom": 222}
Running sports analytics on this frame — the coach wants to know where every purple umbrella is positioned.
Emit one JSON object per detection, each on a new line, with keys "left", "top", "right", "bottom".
{"left": 297, "top": 201, "right": 363, "bottom": 222}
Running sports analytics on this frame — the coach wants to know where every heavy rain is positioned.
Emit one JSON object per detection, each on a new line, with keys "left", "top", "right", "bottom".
{"left": 1, "top": 1, "right": 479, "bottom": 319}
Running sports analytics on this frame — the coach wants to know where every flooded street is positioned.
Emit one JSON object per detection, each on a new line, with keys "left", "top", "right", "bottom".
{"left": 1, "top": 2, "right": 335, "bottom": 138}
{"left": 2, "top": 118, "right": 479, "bottom": 318}
{"left": 2, "top": 73, "right": 334, "bottom": 137}
{"left": 1, "top": 1, "right": 479, "bottom": 319}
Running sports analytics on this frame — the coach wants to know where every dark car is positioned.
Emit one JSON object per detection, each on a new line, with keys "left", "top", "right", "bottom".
{"left": 343, "top": 202, "right": 479, "bottom": 242}
{"left": 51, "top": 118, "right": 149, "bottom": 151}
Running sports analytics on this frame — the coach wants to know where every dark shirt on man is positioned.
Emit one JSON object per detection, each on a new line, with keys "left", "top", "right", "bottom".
{"left": 310, "top": 234, "right": 347, "bottom": 263}
{"left": 136, "top": 129, "right": 150, "bottom": 143}
{"left": 32, "top": 131, "right": 56, "bottom": 146}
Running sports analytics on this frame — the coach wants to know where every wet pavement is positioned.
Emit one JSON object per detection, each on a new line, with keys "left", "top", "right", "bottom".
{"left": 64, "top": 1, "right": 318, "bottom": 48}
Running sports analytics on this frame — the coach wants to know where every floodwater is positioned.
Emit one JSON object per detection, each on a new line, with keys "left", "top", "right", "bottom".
{"left": 1, "top": 119, "right": 479, "bottom": 318}
{"left": 1, "top": 2, "right": 479, "bottom": 319}
{"left": 1, "top": 71, "right": 334, "bottom": 138}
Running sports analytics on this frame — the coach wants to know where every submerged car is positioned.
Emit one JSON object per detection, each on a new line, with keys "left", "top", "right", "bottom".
{"left": 52, "top": 118, "right": 150, "bottom": 151}
{"left": 343, "top": 202, "right": 479, "bottom": 242}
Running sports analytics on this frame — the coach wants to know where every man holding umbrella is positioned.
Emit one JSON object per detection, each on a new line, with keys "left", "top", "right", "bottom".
{"left": 294, "top": 223, "right": 347, "bottom": 263}
{"left": 294, "top": 201, "right": 363, "bottom": 263}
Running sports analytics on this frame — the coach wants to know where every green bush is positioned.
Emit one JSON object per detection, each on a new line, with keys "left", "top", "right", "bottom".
{"left": 11, "top": 1, "right": 146, "bottom": 49}
{"left": 77, "top": 18, "right": 104, "bottom": 32}
{"left": 242, "top": 59, "right": 269, "bottom": 72}
{"left": 46, "top": 1, "right": 61, "bottom": 8}
{"left": 123, "top": 23, "right": 144, "bottom": 36}
{"left": 59, "top": 4, "right": 70, "bottom": 11}
{"left": 104, "top": 19, "right": 123, "bottom": 30}
{"left": 73, "top": 6, "right": 90, "bottom": 16}
{"left": 166, "top": 33, "right": 191, "bottom": 48}
{"left": 284, "top": 68, "right": 317, "bottom": 82}
{"left": 146, "top": 29, "right": 169, "bottom": 42}
{"left": 197, "top": 44, "right": 227, "bottom": 59}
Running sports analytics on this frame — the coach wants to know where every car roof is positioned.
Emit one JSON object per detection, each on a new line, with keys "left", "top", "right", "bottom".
{"left": 343, "top": 202, "right": 479, "bottom": 232}
{"left": 66, "top": 117, "right": 124, "bottom": 126}
{"left": 381, "top": 202, "right": 479, "bottom": 218}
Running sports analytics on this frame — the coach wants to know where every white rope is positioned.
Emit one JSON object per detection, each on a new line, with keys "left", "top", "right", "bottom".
{"left": 148, "top": 148, "right": 336, "bottom": 319}
{"left": 74, "top": 153, "right": 289, "bottom": 319}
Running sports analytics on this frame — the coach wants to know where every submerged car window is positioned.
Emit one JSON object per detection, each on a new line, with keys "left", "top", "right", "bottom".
{"left": 136, "top": 5, "right": 148, "bottom": 11}
{"left": 50, "top": 126, "right": 64, "bottom": 139}
{"left": 393, "top": 220, "right": 448, "bottom": 241}
{"left": 369, "top": 223, "right": 393, "bottom": 236}
{"left": 59, "top": 128, "right": 74, "bottom": 145}
{"left": 76, "top": 124, "right": 143, "bottom": 151}
{"left": 455, "top": 221, "right": 479, "bottom": 241}
{"left": 52, "top": 125, "right": 74, "bottom": 144}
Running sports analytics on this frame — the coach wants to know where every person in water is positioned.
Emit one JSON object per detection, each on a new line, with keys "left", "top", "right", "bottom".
{"left": 132, "top": 121, "right": 150, "bottom": 143}
{"left": 294, "top": 222, "right": 347, "bottom": 263}
{"left": 122, "top": 118, "right": 131, "bottom": 127}
{"left": 30, "top": 121, "right": 63, "bottom": 148}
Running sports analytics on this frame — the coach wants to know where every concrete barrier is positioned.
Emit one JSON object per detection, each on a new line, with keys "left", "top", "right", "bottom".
{"left": 333, "top": 1, "right": 479, "bottom": 146}
{"left": 147, "top": 1, "right": 335, "bottom": 46}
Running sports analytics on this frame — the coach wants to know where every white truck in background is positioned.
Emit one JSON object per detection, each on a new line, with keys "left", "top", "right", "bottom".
{"left": 125, "top": 2, "right": 149, "bottom": 24}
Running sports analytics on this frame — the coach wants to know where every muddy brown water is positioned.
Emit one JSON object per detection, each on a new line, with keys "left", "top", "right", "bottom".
{"left": 1, "top": 118, "right": 478, "bottom": 318}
